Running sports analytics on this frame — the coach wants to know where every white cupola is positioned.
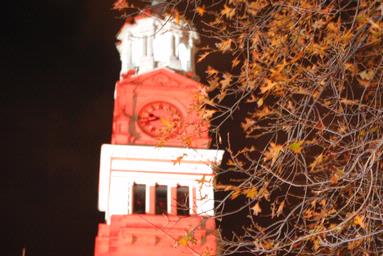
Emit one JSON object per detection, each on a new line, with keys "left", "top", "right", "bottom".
{"left": 116, "top": 10, "right": 199, "bottom": 76}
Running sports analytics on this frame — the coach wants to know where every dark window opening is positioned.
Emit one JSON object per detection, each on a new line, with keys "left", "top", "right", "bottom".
{"left": 177, "top": 186, "right": 190, "bottom": 215}
{"left": 133, "top": 184, "right": 146, "bottom": 214}
{"left": 155, "top": 185, "right": 168, "bottom": 214}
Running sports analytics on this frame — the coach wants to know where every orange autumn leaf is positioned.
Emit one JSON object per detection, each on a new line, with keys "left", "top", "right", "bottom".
{"left": 230, "top": 187, "right": 242, "bottom": 200}
{"left": 289, "top": 140, "right": 304, "bottom": 154}
{"left": 357, "top": 78, "right": 371, "bottom": 88}
{"left": 348, "top": 239, "right": 363, "bottom": 251}
{"left": 257, "top": 98, "right": 264, "bottom": 107}
{"left": 174, "top": 10, "right": 180, "bottom": 24}
{"left": 260, "top": 79, "right": 277, "bottom": 94}
{"left": 291, "top": 51, "right": 304, "bottom": 63}
{"left": 304, "top": 209, "right": 314, "bottom": 219}
{"left": 246, "top": 94, "right": 257, "bottom": 103}
{"left": 220, "top": 73, "right": 232, "bottom": 88}
{"left": 359, "top": 70, "right": 375, "bottom": 81}
{"left": 196, "top": 6, "right": 206, "bottom": 16}
{"left": 221, "top": 5, "right": 235, "bottom": 19}
{"left": 247, "top": 1, "right": 268, "bottom": 15}
{"left": 276, "top": 200, "right": 285, "bottom": 217}
{"left": 312, "top": 238, "right": 321, "bottom": 251}
{"left": 198, "top": 51, "right": 211, "bottom": 63}
{"left": 216, "top": 39, "right": 232, "bottom": 53}
{"left": 205, "top": 77, "right": 220, "bottom": 92}
{"left": 181, "top": 135, "right": 193, "bottom": 147}
{"left": 113, "top": 0, "right": 128, "bottom": 10}
{"left": 252, "top": 202, "right": 262, "bottom": 216}
{"left": 243, "top": 187, "right": 257, "bottom": 199}
{"left": 345, "top": 63, "right": 358, "bottom": 75}
{"left": 177, "top": 232, "right": 196, "bottom": 247}
{"left": 309, "top": 153, "right": 324, "bottom": 172}
{"left": 330, "top": 174, "right": 339, "bottom": 185}
{"left": 196, "top": 175, "right": 207, "bottom": 185}
{"left": 330, "top": 168, "right": 344, "bottom": 184}
{"left": 241, "top": 117, "right": 255, "bottom": 131}
{"left": 206, "top": 66, "right": 218, "bottom": 77}
{"left": 232, "top": 57, "right": 240, "bottom": 68}
{"left": 264, "top": 143, "right": 283, "bottom": 165}
{"left": 340, "top": 98, "right": 360, "bottom": 106}
{"left": 253, "top": 106, "right": 272, "bottom": 119}
{"left": 172, "top": 153, "right": 187, "bottom": 165}
{"left": 327, "top": 21, "right": 340, "bottom": 33}
{"left": 262, "top": 240, "right": 274, "bottom": 250}
{"left": 354, "top": 215, "right": 366, "bottom": 229}
{"left": 160, "top": 117, "right": 174, "bottom": 129}
{"left": 258, "top": 183, "right": 270, "bottom": 201}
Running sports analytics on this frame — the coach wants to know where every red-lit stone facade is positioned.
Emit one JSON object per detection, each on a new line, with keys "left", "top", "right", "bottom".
{"left": 94, "top": 68, "right": 222, "bottom": 255}
{"left": 111, "top": 68, "right": 210, "bottom": 148}
{"left": 94, "top": 11, "right": 223, "bottom": 256}
{"left": 95, "top": 212, "right": 217, "bottom": 256}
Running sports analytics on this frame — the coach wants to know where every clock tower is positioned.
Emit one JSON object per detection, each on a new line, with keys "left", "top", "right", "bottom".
{"left": 94, "top": 3, "right": 224, "bottom": 256}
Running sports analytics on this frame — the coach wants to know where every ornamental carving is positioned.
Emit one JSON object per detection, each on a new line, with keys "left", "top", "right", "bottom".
{"left": 141, "top": 74, "right": 179, "bottom": 88}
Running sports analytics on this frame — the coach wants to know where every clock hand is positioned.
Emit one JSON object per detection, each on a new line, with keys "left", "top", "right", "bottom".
{"left": 140, "top": 116, "right": 160, "bottom": 123}
{"left": 149, "top": 113, "right": 160, "bottom": 118}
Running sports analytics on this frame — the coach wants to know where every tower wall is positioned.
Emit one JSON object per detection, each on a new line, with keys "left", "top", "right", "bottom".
{"left": 95, "top": 9, "right": 224, "bottom": 256}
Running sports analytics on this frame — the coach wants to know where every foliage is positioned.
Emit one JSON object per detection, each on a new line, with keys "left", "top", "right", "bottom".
{"left": 114, "top": 0, "right": 383, "bottom": 255}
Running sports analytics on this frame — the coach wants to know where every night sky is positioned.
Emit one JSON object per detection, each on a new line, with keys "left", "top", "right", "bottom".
{"left": 2, "top": 1, "right": 122, "bottom": 255}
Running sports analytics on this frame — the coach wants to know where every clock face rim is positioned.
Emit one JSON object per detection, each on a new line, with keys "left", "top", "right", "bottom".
{"left": 137, "top": 101, "right": 184, "bottom": 138}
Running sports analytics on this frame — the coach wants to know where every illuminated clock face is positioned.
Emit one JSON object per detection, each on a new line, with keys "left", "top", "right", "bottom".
{"left": 138, "top": 101, "right": 183, "bottom": 138}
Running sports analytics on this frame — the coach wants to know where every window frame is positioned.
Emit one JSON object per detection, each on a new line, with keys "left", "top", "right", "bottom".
{"left": 132, "top": 183, "right": 146, "bottom": 214}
